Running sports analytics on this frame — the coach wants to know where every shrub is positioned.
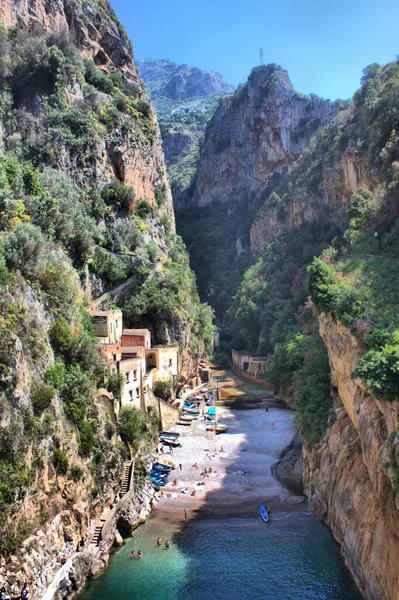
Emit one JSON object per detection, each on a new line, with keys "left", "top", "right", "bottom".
{"left": 49, "top": 316, "right": 73, "bottom": 355}
{"left": 101, "top": 181, "right": 135, "bottom": 213}
{"left": 4, "top": 222, "right": 48, "bottom": 278}
{"left": 347, "top": 189, "right": 373, "bottom": 231}
{"left": 78, "top": 421, "right": 97, "bottom": 457}
{"left": 354, "top": 344, "right": 399, "bottom": 402}
{"left": 43, "top": 362, "right": 66, "bottom": 388}
{"left": 135, "top": 199, "right": 154, "bottom": 219}
{"left": 60, "top": 365, "right": 94, "bottom": 423}
{"left": 83, "top": 59, "right": 114, "bottom": 94}
{"left": 134, "top": 99, "right": 151, "bottom": 118}
{"left": 31, "top": 381, "right": 55, "bottom": 415}
{"left": 117, "top": 406, "right": 145, "bottom": 447}
{"left": 106, "top": 373, "right": 124, "bottom": 401}
{"left": 69, "top": 465, "right": 84, "bottom": 482}
{"left": 153, "top": 378, "right": 173, "bottom": 401}
{"left": 91, "top": 247, "right": 129, "bottom": 288}
{"left": 52, "top": 448, "right": 69, "bottom": 474}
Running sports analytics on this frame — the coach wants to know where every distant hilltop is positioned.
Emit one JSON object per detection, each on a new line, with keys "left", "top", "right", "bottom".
{"left": 137, "top": 58, "right": 235, "bottom": 100}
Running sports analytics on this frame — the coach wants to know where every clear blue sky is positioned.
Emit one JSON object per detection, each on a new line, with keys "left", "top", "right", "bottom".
{"left": 111, "top": 0, "right": 398, "bottom": 100}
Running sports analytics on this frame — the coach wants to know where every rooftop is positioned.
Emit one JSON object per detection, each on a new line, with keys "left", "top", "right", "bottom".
{"left": 122, "top": 329, "right": 150, "bottom": 335}
{"left": 121, "top": 346, "right": 145, "bottom": 354}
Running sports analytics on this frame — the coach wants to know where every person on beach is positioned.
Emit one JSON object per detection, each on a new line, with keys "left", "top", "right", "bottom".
{"left": 265, "top": 406, "right": 269, "bottom": 412}
{"left": 184, "top": 510, "right": 188, "bottom": 522}
{"left": 191, "top": 490, "right": 196, "bottom": 496}
{"left": 157, "top": 537, "right": 162, "bottom": 546}
{"left": 138, "top": 550, "right": 143, "bottom": 557}
{"left": 20, "top": 583, "right": 29, "bottom": 600}
{"left": 130, "top": 551, "right": 136, "bottom": 558}
{"left": 160, "top": 446, "right": 164, "bottom": 454}
{"left": 219, "top": 446, "right": 224, "bottom": 453}
{"left": 179, "top": 464, "right": 183, "bottom": 470}
{"left": 165, "top": 540, "right": 170, "bottom": 549}
{"left": 173, "top": 479, "right": 178, "bottom": 487}
{"left": 271, "top": 422, "right": 275, "bottom": 430}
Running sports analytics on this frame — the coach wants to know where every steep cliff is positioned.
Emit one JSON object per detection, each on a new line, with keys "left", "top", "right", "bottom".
{"left": 191, "top": 64, "right": 338, "bottom": 209}
{"left": 304, "top": 314, "right": 399, "bottom": 600}
{"left": 138, "top": 59, "right": 234, "bottom": 209}
{"left": 0, "top": 1, "right": 212, "bottom": 597}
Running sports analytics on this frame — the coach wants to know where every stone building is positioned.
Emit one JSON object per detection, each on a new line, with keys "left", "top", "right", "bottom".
{"left": 90, "top": 308, "right": 179, "bottom": 414}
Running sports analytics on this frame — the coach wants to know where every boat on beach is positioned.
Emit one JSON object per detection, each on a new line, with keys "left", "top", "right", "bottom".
{"left": 180, "top": 414, "right": 196, "bottom": 421}
{"left": 215, "top": 424, "right": 229, "bottom": 434}
{"left": 161, "top": 439, "right": 181, "bottom": 447}
{"left": 159, "top": 432, "right": 180, "bottom": 442}
{"left": 158, "top": 458, "right": 175, "bottom": 467}
{"left": 183, "top": 407, "right": 200, "bottom": 415}
{"left": 153, "top": 462, "right": 173, "bottom": 472}
{"left": 176, "top": 420, "right": 192, "bottom": 426}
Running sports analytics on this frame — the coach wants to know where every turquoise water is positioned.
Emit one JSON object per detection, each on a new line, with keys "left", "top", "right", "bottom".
{"left": 81, "top": 512, "right": 362, "bottom": 600}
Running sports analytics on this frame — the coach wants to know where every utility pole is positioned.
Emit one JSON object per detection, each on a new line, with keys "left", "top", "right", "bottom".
{"left": 259, "top": 48, "right": 264, "bottom": 65}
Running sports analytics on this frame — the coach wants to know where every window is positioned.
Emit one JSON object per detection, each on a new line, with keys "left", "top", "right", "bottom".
{"left": 125, "top": 372, "right": 130, "bottom": 383}
{"left": 113, "top": 354, "right": 117, "bottom": 362}
{"left": 129, "top": 390, "right": 133, "bottom": 400}
{"left": 169, "top": 358, "right": 172, "bottom": 367}
{"left": 133, "top": 370, "right": 138, "bottom": 380}
{"left": 136, "top": 387, "right": 140, "bottom": 397}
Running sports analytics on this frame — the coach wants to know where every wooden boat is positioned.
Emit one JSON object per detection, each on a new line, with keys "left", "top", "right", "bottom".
{"left": 161, "top": 439, "right": 181, "bottom": 447}
{"left": 180, "top": 414, "right": 196, "bottom": 421}
{"left": 176, "top": 420, "right": 191, "bottom": 426}
{"left": 206, "top": 425, "right": 215, "bottom": 431}
{"left": 158, "top": 458, "right": 175, "bottom": 467}
{"left": 260, "top": 505, "right": 270, "bottom": 523}
{"left": 159, "top": 432, "right": 180, "bottom": 441}
{"left": 183, "top": 407, "right": 200, "bottom": 415}
{"left": 215, "top": 424, "right": 229, "bottom": 434}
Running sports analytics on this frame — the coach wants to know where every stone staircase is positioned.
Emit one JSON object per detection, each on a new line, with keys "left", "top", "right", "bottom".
{"left": 90, "top": 519, "right": 105, "bottom": 546}
{"left": 90, "top": 461, "right": 132, "bottom": 546}
{"left": 120, "top": 460, "right": 132, "bottom": 496}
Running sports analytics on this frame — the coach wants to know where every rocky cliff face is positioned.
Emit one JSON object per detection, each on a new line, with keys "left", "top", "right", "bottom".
{"left": 250, "top": 151, "right": 377, "bottom": 253}
{"left": 191, "top": 65, "right": 338, "bottom": 209}
{"left": 0, "top": 1, "right": 212, "bottom": 597}
{"left": 138, "top": 58, "right": 234, "bottom": 100}
{"left": 0, "top": 0, "right": 173, "bottom": 211}
{"left": 304, "top": 313, "right": 399, "bottom": 600}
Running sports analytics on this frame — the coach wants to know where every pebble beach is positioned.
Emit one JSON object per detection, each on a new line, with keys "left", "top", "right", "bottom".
{"left": 154, "top": 371, "right": 305, "bottom": 522}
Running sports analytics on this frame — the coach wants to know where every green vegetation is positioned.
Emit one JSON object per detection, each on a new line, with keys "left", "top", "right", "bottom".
{"left": 0, "top": 17, "right": 214, "bottom": 547}
{"left": 153, "top": 378, "right": 173, "bottom": 401}
{"left": 52, "top": 447, "right": 69, "bottom": 475}
{"left": 117, "top": 406, "right": 157, "bottom": 453}
{"left": 182, "top": 59, "right": 399, "bottom": 449}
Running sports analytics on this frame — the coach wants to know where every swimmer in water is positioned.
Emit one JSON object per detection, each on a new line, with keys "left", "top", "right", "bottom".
{"left": 138, "top": 550, "right": 143, "bottom": 557}
{"left": 157, "top": 537, "right": 162, "bottom": 546}
{"left": 165, "top": 540, "right": 170, "bottom": 549}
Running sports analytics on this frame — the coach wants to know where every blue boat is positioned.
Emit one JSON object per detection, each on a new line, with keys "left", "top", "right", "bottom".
{"left": 150, "top": 469, "right": 169, "bottom": 478}
{"left": 260, "top": 505, "right": 270, "bottom": 523}
{"left": 153, "top": 462, "right": 172, "bottom": 472}
{"left": 151, "top": 476, "right": 166, "bottom": 486}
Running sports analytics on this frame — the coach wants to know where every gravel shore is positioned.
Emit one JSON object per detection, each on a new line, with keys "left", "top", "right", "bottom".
{"left": 154, "top": 377, "right": 305, "bottom": 522}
